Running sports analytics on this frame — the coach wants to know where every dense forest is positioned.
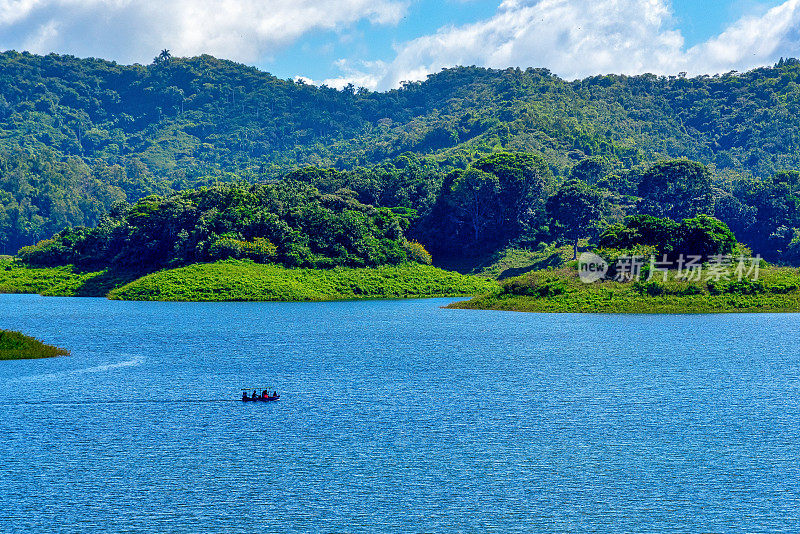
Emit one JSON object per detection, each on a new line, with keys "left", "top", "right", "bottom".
{"left": 5, "top": 51, "right": 800, "bottom": 264}
{"left": 17, "top": 180, "right": 430, "bottom": 270}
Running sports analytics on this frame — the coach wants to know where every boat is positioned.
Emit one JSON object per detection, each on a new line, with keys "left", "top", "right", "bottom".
{"left": 242, "top": 394, "right": 280, "bottom": 402}
{"left": 241, "top": 388, "right": 280, "bottom": 402}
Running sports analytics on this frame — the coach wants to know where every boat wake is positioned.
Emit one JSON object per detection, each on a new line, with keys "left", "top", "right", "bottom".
{"left": 17, "top": 355, "right": 145, "bottom": 382}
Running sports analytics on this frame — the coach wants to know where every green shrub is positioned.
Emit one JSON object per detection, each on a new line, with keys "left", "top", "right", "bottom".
{"left": 707, "top": 279, "right": 767, "bottom": 295}
{"left": 635, "top": 280, "right": 665, "bottom": 296}
{"left": 401, "top": 240, "right": 433, "bottom": 265}
{"left": 208, "top": 235, "right": 277, "bottom": 262}
{"left": 17, "top": 238, "right": 71, "bottom": 266}
{"left": 634, "top": 280, "right": 704, "bottom": 296}
{"left": 768, "top": 282, "right": 799, "bottom": 294}
{"left": 674, "top": 284, "right": 703, "bottom": 296}
{"left": 108, "top": 261, "right": 497, "bottom": 301}
{"left": 503, "top": 276, "right": 567, "bottom": 297}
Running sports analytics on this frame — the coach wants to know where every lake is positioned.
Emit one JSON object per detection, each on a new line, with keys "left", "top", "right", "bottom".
{"left": 1, "top": 293, "right": 800, "bottom": 532}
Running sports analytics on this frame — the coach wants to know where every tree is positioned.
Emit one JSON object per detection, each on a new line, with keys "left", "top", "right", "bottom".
{"left": 18, "top": 181, "right": 413, "bottom": 270}
{"left": 449, "top": 168, "right": 500, "bottom": 245}
{"left": 153, "top": 49, "right": 171, "bottom": 66}
{"left": 599, "top": 214, "right": 680, "bottom": 253}
{"left": 730, "top": 172, "right": 800, "bottom": 260}
{"left": 599, "top": 214, "right": 736, "bottom": 258}
{"left": 774, "top": 170, "right": 800, "bottom": 195}
{"left": 637, "top": 159, "right": 713, "bottom": 220}
{"left": 570, "top": 156, "right": 609, "bottom": 184}
{"left": 676, "top": 214, "right": 737, "bottom": 257}
{"left": 472, "top": 152, "right": 553, "bottom": 237}
{"left": 713, "top": 192, "right": 757, "bottom": 242}
{"left": 546, "top": 179, "right": 604, "bottom": 259}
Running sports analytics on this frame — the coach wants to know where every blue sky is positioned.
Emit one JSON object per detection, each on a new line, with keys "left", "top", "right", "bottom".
{"left": 672, "top": 0, "right": 783, "bottom": 45}
{"left": 272, "top": 0, "right": 501, "bottom": 81}
{"left": 1, "top": 0, "right": 799, "bottom": 89}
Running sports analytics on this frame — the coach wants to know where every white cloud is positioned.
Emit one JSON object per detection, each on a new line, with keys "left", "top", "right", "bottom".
{"left": 327, "top": 0, "right": 800, "bottom": 90}
{"left": 371, "top": 0, "right": 686, "bottom": 89}
{"left": 293, "top": 59, "right": 392, "bottom": 90}
{"left": 0, "top": 0, "right": 408, "bottom": 64}
{"left": 316, "top": 58, "right": 387, "bottom": 89}
{"left": 684, "top": 0, "right": 800, "bottom": 74}
{"left": 0, "top": 0, "right": 38, "bottom": 25}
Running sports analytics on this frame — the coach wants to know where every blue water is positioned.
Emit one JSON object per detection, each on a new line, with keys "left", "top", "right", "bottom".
{"left": 2, "top": 294, "right": 800, "bottom": 532}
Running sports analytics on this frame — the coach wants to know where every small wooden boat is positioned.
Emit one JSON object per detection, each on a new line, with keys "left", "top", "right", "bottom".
{"left": 241, "top": 388, "right": 280, "bottom": 402}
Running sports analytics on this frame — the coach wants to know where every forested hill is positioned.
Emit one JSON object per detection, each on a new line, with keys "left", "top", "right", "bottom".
{"left": 4, "top": 50, "right": 800, "bottom": 257}
{"left": 5, "top": 51, "right": 800, "bottom": 179}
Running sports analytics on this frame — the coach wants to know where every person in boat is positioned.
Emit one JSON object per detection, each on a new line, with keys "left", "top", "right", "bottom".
{"left": 273, "top": 391, "right": 278, "bottom": 398}
{"left": 262, "top": 389, "right": 268, "bottom": 399}
{"left": 252, "top": 389, "right": 258, "bottom": 400}
{"left": 242, "top": 391, "right": 249, "bottom": 401}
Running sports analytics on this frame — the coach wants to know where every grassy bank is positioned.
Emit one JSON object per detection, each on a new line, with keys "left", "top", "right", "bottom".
{"left": 0, "top": 259, "right": 90, "bottom": 294}
{"left": 108, "top": 260, "right": 496, "bottom": 301}
{"left": 1, "top": 258, "right": 495, "bottom": 301}
{"left": 0, "top": 259, "right": 141, "bottom": 297}
{"left": 448, "top": 265, "right": 800, "bottom": 313}
{"left": 0, "top": 330, "right": 70, "bottom": 360}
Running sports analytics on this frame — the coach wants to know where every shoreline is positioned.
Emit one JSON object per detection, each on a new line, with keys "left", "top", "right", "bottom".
{"left": 446, "top": 299, "right": 800, "bottom": 314}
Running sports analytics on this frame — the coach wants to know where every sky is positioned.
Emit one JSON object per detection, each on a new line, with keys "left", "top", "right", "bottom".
{"left": 0, "top": 0, "right": 797, "bottom": 90}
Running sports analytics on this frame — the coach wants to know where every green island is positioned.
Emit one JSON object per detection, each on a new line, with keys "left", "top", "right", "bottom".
{"left": 448, "top": 265, "right": 800, "bottom": 313}
{"left": 0, "top": 329, "right": 70, "bottom": 360}
{"left": 451, "top": 214, "right": 800, "bottom": 313}
{"left": 108, "top": 261, "right": 494, "bottom": 302}
{"left": 0, "top": 180, "right": 495, "bottom": 301}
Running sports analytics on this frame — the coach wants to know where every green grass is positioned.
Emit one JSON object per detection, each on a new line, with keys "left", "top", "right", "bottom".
{"left": 0, "top": 329, "right": 70, "bottom": 360}
{"left": 107, "top": 260, "right": 498, "bottom": 301}
{"left": 448, "top": 265, "right": 800, "bottom": 313}
{"left": 0, "top": 258, "right": 140, "bottom": 297}
{"left": 0, "top": 258, "right": 85, "bottom": 294}
{"left": 0, "top": 258, "right": 496, "bottom": 302}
